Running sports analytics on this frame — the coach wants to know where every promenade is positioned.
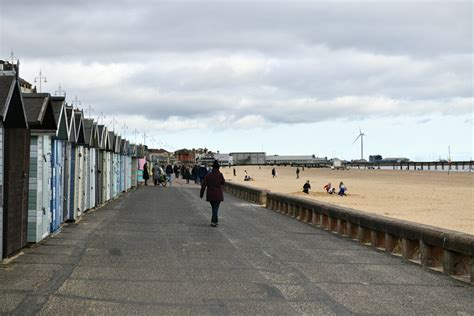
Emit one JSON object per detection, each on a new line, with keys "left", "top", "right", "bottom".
{"left": 1, "top": 179, "right": 472, "bottom": 315}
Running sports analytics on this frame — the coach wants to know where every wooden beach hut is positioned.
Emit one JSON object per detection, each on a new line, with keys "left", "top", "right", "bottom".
{"left": 125, "top": 140, "right": 132, "bottom": 191}
{"left": 130, "top": 144, "right": 138, "bottom": 188}
{"left": 83, "top": 119, "right": 99, "bottom": 210}
{"left": 73, "top": 110, "right": 85, "bottom": 216}
{"left": 96, "top": 125, "right": 106, "bottom": 205}
{"left": 50, "top": 96, "right": 68, "bottom": 232}
{"left": 113, "top": 134, "right": 121, "bottom": 197}
{"left": 64, "top": 106, "right": 76, "bottom": 221}
{"left": 22, "top": 93, "right": 57, "bottom": 243}
{"left": 0, "top": 73, "right": 30, "bottom": 259}
{"left": 106, "top": 131, "right": 114, "bottom": 201}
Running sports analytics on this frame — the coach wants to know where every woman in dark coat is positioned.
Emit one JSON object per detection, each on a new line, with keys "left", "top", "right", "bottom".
{"left": 143, "top": 162, "right": 149, "bottom": 186}
{"left": 200, "top": 160, "right": 225, "bottom": 227}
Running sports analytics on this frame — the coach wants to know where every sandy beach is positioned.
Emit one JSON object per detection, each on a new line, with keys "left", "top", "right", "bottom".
{"left": 221, "top": 166, "right": 474, "bottom": 235}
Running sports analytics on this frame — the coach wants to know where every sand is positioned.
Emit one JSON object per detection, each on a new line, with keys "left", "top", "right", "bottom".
{"left": 221, "top": 165, "right": 474, "bottom": 235}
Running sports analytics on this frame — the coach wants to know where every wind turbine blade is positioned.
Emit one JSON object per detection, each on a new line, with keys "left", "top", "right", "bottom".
{"left": 353, "top": 134, "right": 361, "bottom": 144}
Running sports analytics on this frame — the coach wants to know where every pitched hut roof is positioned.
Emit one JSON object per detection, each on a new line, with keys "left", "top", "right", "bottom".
{"left": 0, "top": 75, "right": 28, "bottom": 128}
{"left": 22, "top": 93, "right": 57, "bottom": 132}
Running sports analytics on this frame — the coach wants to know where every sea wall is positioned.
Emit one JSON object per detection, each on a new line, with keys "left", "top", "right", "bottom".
{"left": 223, "top": 182, "right": 474, "bottom": 285}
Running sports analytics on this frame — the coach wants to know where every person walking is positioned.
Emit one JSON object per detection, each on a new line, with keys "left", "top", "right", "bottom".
{"left": 152, "top": 163, "right": 162, "bottom": 186}
{"left": 233, "top": 168, "right": 236, "bottom": 177}
{"left": 296, "top": 167, "right": 300, "bottom": 179}
{"left": 165, "top": 164, "right": 173, "bottom": 187}
{"left": 184, "top": 166, "right": 191, "bottom": 184}
{"left": 272, "top": 167, "right": 276, "bottom": 178}
{"left": 200, "top": 160, "right": 225, "bottom": 227}
{"left": 303, "top": 180, "right": 311, "bottom": 194}
{"left": 143, "top": 162, "right": 149, "bottom": 186}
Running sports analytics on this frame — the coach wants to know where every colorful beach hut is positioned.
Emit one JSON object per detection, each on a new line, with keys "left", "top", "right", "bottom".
{"left": 22, "top": 93, "right": 57, "bottom": 243}
{"left": 73, "top": 110, "right": 85, "bottom": 216}
{"left": 50, "top": 96, "right": 68, "bottom": 232}
{"left": 64, "top": 106, "right": 76, "bottom": 221}
{"left": 0, "top": 73, "right": 30, "bottom": 259}
{"left": 83, "top": 119, "right": 99, "bottom": 210}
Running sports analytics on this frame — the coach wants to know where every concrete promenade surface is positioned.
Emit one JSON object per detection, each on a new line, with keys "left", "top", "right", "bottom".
{"left": 0, "top": 180, "right": 472, "bottom": 315}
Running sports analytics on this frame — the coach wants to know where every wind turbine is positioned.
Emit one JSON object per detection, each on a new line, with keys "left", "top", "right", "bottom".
{"left": 353, "top": 128, "right": 366, "bottom": 160}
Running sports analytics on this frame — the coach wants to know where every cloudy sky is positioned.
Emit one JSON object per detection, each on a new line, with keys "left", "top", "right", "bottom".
{"left": 1, "top": 0, "right": 472, "bottom": 160}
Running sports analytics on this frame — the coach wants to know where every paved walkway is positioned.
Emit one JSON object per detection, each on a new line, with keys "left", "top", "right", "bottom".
{"left": 1, "top": 179, "right": 473, "bottom": 315}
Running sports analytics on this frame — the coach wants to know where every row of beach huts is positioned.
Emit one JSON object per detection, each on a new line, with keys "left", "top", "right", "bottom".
{"left": 0, "top": 61, "right": 149, "bottom": 261}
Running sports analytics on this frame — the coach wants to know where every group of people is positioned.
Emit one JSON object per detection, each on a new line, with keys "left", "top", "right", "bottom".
{"left": 323, "top": 181, "right": 347, "bottom": 196}
{"left": 142, "top": 162, "right": 207, "bottom": 187}
{"left": 302, "top": 180, "right": 347, "bottom": 196}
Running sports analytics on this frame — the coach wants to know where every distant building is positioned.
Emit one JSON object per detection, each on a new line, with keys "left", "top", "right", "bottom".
{"left": 174, "top": 148, "right": 195, "bottom": 164}
{"left": 230, "top": 152, "right": 265, "bottom": 165}
{"left": 265, "top": 155, "right": 328, "bottom": 166}
{"left": 369, "top": 155, "right": 383, "bottom": 162}
{"left": 214, "top": 153, "right": 233, "bottom": 166}
{"left": 149, "top": 148, "right": 174, "bottom": 165}
{"left": 380, "top": 157, "right": 410, "bottom": 163}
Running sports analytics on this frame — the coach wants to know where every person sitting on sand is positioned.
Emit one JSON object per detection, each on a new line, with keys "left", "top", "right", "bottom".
{"left": 323, "top": 182, "right": 335, "bottom": 194}
{"left": 338, "top": 181, "right": 347, "bottom": 196}
{"left": 303, "top": 180, "right": 311, "bottom": 194}
{"left": 244, "top": 175, "right": 252, "bottom": 181}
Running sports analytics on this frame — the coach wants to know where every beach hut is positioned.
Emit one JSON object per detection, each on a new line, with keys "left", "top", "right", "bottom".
{"left": 22, "top": 93, "right": 57, "bottom": 243}
{"left": 0, "top": 72, "right": 30, "bottom": 259}
{"left": 119, "top": 139, "right": 126, "bottom": 193}
{"left": 130, "top": 144, "right": 138, "bottom": 188}
{"left": 50, "top": 96, "right": 68, "bottom": 232}
{"left": 83, "top": 119, "right": 99, "bottom": 210}
{"left": 73, "top": 110, "right": 86, "bottom": 216}
{"left": 125, "top": 140, "right": 132, "bottom": 191}
{"left": 106, "top": 131, "right": 114, "bottom": 200}
{"left": 96, "top": 125, "right": 108, "bottom": 205}
{"left": 64, "top": 106, "right": 76, "bottom": 221}
{"left": 113, "top": 134, "right": 121, "bottom": 197}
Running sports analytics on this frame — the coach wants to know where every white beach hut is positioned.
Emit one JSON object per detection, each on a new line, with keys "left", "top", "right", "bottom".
{"left": 22, "top": 93, "right": 57, "bottom": 243}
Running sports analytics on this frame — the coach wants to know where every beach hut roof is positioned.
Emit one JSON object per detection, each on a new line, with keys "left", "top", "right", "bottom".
{"left": 65, "top": 106, "right": 76, "bottom": 143}
{"left": 107, "top": 131, "right": 115, "bottom": 151}
{"left": 0, "top": 74, "right": 28, "bottom": 128}
{"left": 91, "top": 122, "right": 100, "bottom": 148}
{"left": 50, "top": 96, "right": 68, "bottom": 140}
{"left": 97, "top": 125, "right": 107, "bottom": 149}
{"left": 114, "top": 135, "right": 121, "bottom": 154}
{"left": 22, "top": 93, "right": 57, "bottom": 132}
{"left": 83, "top": 118, "right": 94, "bottom": 146}
{"left": 74, "top": 110, "right": 85, "bottom": 144}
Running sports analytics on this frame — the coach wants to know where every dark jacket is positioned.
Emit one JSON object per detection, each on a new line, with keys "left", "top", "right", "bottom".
{"left": 200, "top": 169, "right": 225, "bottom": 201}
{"left": 143, "top": 163, "right": 149, "bottom": 180}
{"left": 165, "top": 164, "right": 173, "bottom": 175}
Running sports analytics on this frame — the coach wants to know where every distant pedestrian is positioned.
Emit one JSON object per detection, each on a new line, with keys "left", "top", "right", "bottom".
{"left": 200, "top": 160, "right": 225, "bottom": 227}
{"left": 173, "top": 165, "right": 179, "bottom": 178}
{"left": 165, "top": 164, "right": 173, "bottom": 186}
{"left": 338, "top": 181, "right": 347, "bottom": 196}
{"left": 152, "top": 163, "right": 162, "bottom": 186}
{"left": 272, "top": 167, "right": 276, "bottom": 178}
{"left": 184, "top": 166, "right": 191, "bottom": 184}
{"left": 143, "top": 162, "right": 149, "bottom": 186}
{"left": 198, "top": 165, "right": 207, "bottom": 184}
{"left": 192, "top": 165, "right": 198, "bottom": 183}
{"left": 303, "top": 180, "right": 311, "bottom": 194}
{"left": 233, "top": 168, "right": 236, "bottom": 177}
{"left": 296, "top": 167, "right": 300, "bottom": 179}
